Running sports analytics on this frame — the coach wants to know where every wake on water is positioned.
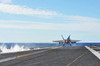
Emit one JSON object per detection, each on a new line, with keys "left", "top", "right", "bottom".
{"left": 0, "top": 44, "right": 30, "bottom": 54}
{"left": 0, "top": 43, "right": 58, "bottom": 54}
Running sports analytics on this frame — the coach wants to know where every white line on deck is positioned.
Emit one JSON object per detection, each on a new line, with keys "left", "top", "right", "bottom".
{"left": 0, "top": 47, "right": 57, "bottom": 63}
{"left": 0, "top": 57, "right": 17, "bottom": 63}
{"left": 0, "top": 50, "right": 46, "bottom": 63}
{"left": 85, "top": 46, "right": 100, "bottom": 60}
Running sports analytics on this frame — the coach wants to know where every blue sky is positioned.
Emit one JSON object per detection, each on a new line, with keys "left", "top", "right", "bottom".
{"left": 0, "top": 0, "right": 100, "bottom": 42}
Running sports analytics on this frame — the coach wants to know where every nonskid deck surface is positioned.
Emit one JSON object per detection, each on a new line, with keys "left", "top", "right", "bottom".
{"left": 89, "top": 46, "right": 100, "bottom": 52}
{"left": 0, "top": 46, "right": 100, "bottom": 66}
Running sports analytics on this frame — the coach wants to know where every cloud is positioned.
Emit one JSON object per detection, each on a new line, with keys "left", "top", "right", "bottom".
{"left": 0, "top": 3, "right": 58, "bottom": 17}
{"left": 0, "top": 3, "right": 100, "bottom": 22}
{"left": 60, "top": 15, "right": 100, "bottom": 22}
{"left": 0, "top": 3, "right": 100, "bottom": 32}
{"left": 0, "top": 20, "right": 100, "bottom": 32}
{"left": 0, "top": 0, "right": 12, "bottom": 3}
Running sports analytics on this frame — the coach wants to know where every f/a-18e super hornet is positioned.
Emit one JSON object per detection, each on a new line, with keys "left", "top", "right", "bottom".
{"left": 53, "top": 35, "right": 80, "bottom": 46}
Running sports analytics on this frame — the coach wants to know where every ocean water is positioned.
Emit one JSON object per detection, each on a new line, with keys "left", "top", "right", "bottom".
{"left": 0, "top": 43, "right": 58, "bottom": 48}
{"left": 0, "top": 43, "right": 58, "bottom": 54}
{"left": 0, "top": 42, "right": 100, "bottom": 54}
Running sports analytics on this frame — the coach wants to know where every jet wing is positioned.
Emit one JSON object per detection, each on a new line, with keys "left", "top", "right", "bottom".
{"left": 71, "top": 43, "right": 100, "bottom": 46}
{"left": 71, "top": 40, "right": 81, "bottom": 43}
{"left": 53, "top": 40, "right": 64, "bottom": 44}
{"left": 53, "top": 40, "right": 63, "bottom": 42}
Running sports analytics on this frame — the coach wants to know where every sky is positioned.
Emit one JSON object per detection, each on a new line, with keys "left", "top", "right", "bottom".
{"left": 0, "top": 0, "right": 100, "bottom": 42}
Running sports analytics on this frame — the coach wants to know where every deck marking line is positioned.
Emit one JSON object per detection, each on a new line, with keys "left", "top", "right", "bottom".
{"left": 85, "top": 46, "right": 100, "bottom": 59}
{"left": 0, "top": 57, "right": 16, "bottom": 63}
{"left": 16, "top": 50, "right": 47, "bottom": 58}
{"left": 16, "top": 47, "right": 58, "bottom": 58}
{"left": 47, "top": 48, "right": 53, "bottom": 50}
{"left": 16, "top": 52, "right": 36, "bottom": 58}
{"left": 67, "top": 52, "right": 87, "bottom": 66}
{"left": 46, "top": 47, "right": 62, "bottom": 50}
{"left": 0, "top": 47, "right": 56, "bottom": 63}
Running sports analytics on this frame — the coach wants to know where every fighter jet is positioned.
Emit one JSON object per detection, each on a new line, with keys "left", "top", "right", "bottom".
{"left": 53, "top": 35, "right": 80, "bottom": 46}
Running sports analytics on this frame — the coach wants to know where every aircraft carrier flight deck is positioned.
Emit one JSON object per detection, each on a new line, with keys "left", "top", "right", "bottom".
{"left": 0, "top": 46, "right": 100, "bottom": 66}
